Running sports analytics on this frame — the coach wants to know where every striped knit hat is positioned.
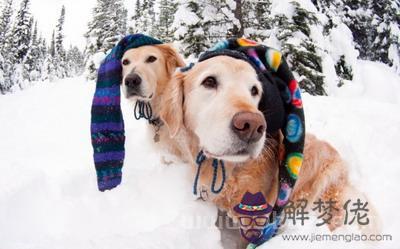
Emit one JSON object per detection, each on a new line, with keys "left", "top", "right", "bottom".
{"left": 90, "top": 34, "right": 162, "bottom": 191}
{"left": 199, "top": 38, "right": 306, "bottom": 245}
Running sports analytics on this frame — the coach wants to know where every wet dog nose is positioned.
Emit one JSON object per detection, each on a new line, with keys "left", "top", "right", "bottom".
{"left": 231, "top": 112, "right": 266, "bottom": 143}
{"left": 125, "top": 73, "right": 142, "bottom": 89}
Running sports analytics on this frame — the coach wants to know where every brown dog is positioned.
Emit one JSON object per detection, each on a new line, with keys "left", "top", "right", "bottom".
{"left": 160, "top": 55, "right": 379, "bottom": 246}
{"left": 120, "top": 44, "right": 189, "bottom": 159}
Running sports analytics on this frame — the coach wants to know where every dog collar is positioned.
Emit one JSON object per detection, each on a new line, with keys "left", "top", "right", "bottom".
{"left": 193, "top": 151, "right": 226, "bottom": 196}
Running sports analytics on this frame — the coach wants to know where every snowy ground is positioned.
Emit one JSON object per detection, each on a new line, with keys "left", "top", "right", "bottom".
{"left": 0, "top": 61, "right": 399, "bottom": 249}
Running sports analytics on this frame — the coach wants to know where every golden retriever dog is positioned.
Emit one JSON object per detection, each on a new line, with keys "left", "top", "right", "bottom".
{"left": 160, "top": 55, "right": 379, "bottom": 246}
{"left": 120, "top": 44, "right": 188, "bottom": 158}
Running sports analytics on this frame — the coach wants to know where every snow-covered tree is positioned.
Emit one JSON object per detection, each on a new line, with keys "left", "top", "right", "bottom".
{"left": 84, "top": 0, "right": 127, "bottom": 79}
{"left": 8, "top": 0, "right": 33, "bottom": 89}
{"left": 54, "top": 5, "right": 67, "bottom": 78}
{"left": 66, "top": 46, "right": 84, "bottom": 76}
{"left": 157, "top": 0, "right": 178, "bottom": 42}
{"left": 272, "top": 2, "right": 326, "bottom": 95}
{"left": 10, "top": 0, "right": 32, "bottom": 64}
{"left": 369, "top": 0, "right": 400, "bottom": 66}
{"left": 45, "top": 31, "right": 56, "bottom": 81}
{"left": 38, "top": 37, "right": 48, "bottom": 81}
{"left": 0, "top": 0, "right": 14, "bottom": 93}
{"left": 55, "top": 6, "right": 65, "bottom": 55}
{"left": 173, "top": 1, "right": 210, "bottom": 58}
{"left": 130, "top": 0, "right": 141, "bottom": 33}
{"left": 24, "top": 20, "right": 41, "bottom": 81}
{"left": 0, "top": 53, "right": 6, "bottom": 94}
{"left": 249, "top": 0, "right": 272, "bottom": 41}
{"left": 133, "top": 0, "right": 156, "bottom": 35}
{"left": 49, "top": 30, "right": 55, "bottom": 57}
{"left": 0, "top": 0, "right": 13, "bottom": 51}
{"left": 341, "top": 0, "right": 373, "bottom": 60}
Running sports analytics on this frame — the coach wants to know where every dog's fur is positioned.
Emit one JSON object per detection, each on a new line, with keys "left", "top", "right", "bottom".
{"left": 121, "top": 44, "right": 189, "bottom": 159}
{"left": 160, "top": 56, "right": 379, "bottom": 245}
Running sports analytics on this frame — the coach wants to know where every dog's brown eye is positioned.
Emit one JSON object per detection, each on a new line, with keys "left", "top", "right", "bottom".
{"left": 202, "top": 76, "right": 218, "bottom": 89}
{"left": 251, "top": 86, "right": 259, "bottom": 96}
{"left": 122, "top": 59, "right": 130, "bottom": 66}
{"left": 146, "top": 56, "right": 157, "bottom": 63}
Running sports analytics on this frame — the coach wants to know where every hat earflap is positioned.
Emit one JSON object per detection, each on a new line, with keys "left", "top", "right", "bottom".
{"left": 90, "top": 34, "right": 163, "bottom": 191}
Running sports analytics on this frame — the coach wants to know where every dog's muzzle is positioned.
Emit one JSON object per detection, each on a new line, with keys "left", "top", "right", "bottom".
{"left": 124, "top": 73, "right": 142, "bottom": 97}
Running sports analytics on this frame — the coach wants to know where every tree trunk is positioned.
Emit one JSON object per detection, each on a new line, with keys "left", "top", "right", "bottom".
{"left": 232, "top": 0, "right": 244, "bottom": 37}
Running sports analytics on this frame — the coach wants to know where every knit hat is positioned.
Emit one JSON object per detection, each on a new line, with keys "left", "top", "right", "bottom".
{"left": 90, "top": 34, "right": 162, "bottom": 192}
{"left": 199, "top": 38, "right": 305, "bottom": 216}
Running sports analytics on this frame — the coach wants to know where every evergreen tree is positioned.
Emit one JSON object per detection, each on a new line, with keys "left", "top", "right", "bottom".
{"left": 49, "top": 30, "right": 56, "bottom": 57}
{"left": 54, "top": 5, "right": 67, "bottom": 78}
{"left": 84, "top": 0, "right": 127, "bottom": 79}
{"left": 157, "top": 0, "right": 178, "bottom": 42}
{"left": 135, "top": 0, "right": 156, "bottom": 35}
{"left": 46, "top": 31, "right": 56, "bottom": 81}
{"left": 273, "top": 2, "right": 326, "bottom": 95}
{"left": 55, "top": 5, "right": 65, "bottom": 54}
{"left": 66, "top": 46, "right": 84, "bottom": 76}
{"left": 205, "top": 0, "right": 238, "bottom": 43}
{"left": 0, "top": 0, "right": 13, "bottom": 51}
{"left": 253, "top": 0, "right": 272, "bottom": 39}
{"left": 173, "top": 1, "right": 210, "bottom": 58}
{"left": 242, "top": 0, "right": 272, "bottom": 41}
{"left": 10, "top": 0, "right": 32, "bottom": 64}
{"left": 130, "top": 0, "right": 141, "bottom": 33}
{"left": 341, "top": 0, "right": 373, "bottom": 60}
{"left": 38, "top": 37, "right": 50, "bottom": 81}
{"left": 227, "top": 0, "right": 244, "bottom": 37}
{"left": 107, "top": 0, "right": 127, "bottom": 47}
{"left": 0, "top": 0, "right": 14, "bottom": 93}
{"left": 369, "top": 0, "right": 399, "bottom": 66}
{"left": 9, "top": 0, "right": 33, "bottom": 89}
{"left": 0, "top": 53, "right": 5, "bottom": 94}
{"left": 24, "top": 20, "right": 41, "bottom": 81}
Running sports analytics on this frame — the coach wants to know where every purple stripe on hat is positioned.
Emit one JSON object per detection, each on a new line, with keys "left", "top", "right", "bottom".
{"left": 247, "top": 48, "right": 267, "bottom": 71}
{"left": 94, "top": 86, "right": 120, "bottom": 97}
{"left": 91, "top": 122, "right": 124, "bottom": 133}
{"left": 92, "top": 96, "right": 121, "bottom": 106}
{"left": 98, "top": 176, "right": 122, "bottom": 192}
{"left": 98, "top": 59, "right": 121, "bottom": 75}
{"left": 92, "top": 135, "right": 125, "bottom": 144}
{"left": 94, "top": 151, "right": 125, "bottom": 162}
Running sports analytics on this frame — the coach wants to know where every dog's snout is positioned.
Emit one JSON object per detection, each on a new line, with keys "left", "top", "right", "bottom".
{"left": 231, "top": 112, "right": 266, "bottom": 143}
{"left": 125, "top": 73, "right": 142, "bottom": 89}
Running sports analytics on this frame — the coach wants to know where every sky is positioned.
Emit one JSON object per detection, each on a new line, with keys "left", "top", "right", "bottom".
{"left": 8, "top": 0, "right": 135, "bottom": 50}
{"left": 27, "top": 0, "right": 97, "bottom": 49}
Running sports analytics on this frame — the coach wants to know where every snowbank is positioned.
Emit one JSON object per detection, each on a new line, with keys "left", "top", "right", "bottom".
{"left": 0, "top": 60, "right": 399, "bottom": 248}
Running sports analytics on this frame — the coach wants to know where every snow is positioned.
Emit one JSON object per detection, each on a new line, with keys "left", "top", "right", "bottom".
{"left": 323, "top": 23, "right": 360, "bottom": 94}
{"left": 334, "top": 61, "right": 400, "bottom": 104}
{"left": 0, "top": 77, "right": 221, "bottom": 249}
{"left": 1, "top": 60, "right": 400, "bottom": 248}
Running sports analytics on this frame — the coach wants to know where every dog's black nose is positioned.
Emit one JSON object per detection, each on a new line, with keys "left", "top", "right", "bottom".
{"left": 125, "top": 73, "right": 142, "bottom": 89}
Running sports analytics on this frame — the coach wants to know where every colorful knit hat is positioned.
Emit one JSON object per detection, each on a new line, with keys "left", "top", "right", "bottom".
{"left": 199, "top": 38, "right": 306, "bottom": 244}
{"left": 90, "top": 34, "right": 162, "bottom": 192}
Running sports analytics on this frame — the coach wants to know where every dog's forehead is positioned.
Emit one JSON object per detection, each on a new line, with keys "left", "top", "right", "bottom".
{"left": 122, "top": 45, "right": 161, "bottom": 59}
{"left": 188, "top": 55, "right": 257, "bottom": 79}
{"left": 185, "top": 56, "right": 261, "bottom": 89}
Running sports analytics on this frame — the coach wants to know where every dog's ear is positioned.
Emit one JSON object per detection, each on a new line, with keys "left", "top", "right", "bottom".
{"left": 160, "top": 72, "right": 185, "bottom": 138}
{"left": 157, "top": 44, "right": 186, "bottom": 75}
